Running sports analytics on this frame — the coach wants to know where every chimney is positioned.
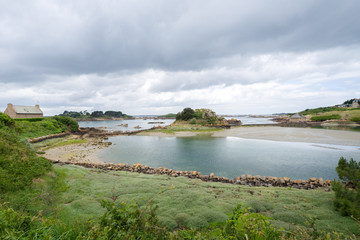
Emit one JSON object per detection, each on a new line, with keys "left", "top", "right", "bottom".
{"left": 35, "top": 104, "right": 40, "bottom": 109}
{"left": 8, "top": 103, "right": 13, "bottom": 108}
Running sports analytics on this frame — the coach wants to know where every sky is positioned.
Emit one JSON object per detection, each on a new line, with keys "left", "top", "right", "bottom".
{"left": 1, "top": 0, "right": 360, "bottom": 116}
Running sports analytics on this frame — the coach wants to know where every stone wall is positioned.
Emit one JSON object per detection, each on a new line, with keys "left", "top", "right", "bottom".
{"left": 50, "top": 161, "right": 333, "bottom": 190}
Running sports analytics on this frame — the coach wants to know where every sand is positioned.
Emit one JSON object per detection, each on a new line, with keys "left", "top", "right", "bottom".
{"left": 43, "top": 137, "right": 107, "bottom": 164}
{"left": 139, "top": 126, "right": 360, "bottom": 146}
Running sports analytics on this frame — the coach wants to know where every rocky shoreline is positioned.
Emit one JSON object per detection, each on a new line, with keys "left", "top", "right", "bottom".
{"left": 49, "top": 160, "right": 332, "bottom": 190}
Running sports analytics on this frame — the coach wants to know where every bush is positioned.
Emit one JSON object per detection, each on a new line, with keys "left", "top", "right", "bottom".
{"left": 88, "top": 200, "right": 167, "bottom": 239}
{"left": 332, "top": 157, "right": 360, "bottom": 220}
{"left": 0, "top": 112, "right": 15, "bottom": 128}
{"left": 350, "top": 117, "right": 360, "bottom": 123}
{"left": 176, "top": 107, "right": 195, "bottom": 121}
{"left": 0, "top": 128, "right": 52, "bottom": 192}
{"left": 52, "top": 116, "right": 79, "bottom": 132}
{"left": 310, "top": 114, "right": 341, "bottom": 122}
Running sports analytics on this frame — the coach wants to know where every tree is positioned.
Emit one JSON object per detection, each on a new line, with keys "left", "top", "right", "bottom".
{"left": 91, "top": 111, "right": 104, "bottom": 118}
{"left": 176, "top": 108, "right": 195, "bottom": 121}
{"left": 332, "top": 157, "right": 360, "bottom": 220}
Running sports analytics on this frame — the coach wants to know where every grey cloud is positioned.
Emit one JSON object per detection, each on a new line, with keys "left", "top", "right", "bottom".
{"left": 1, "top": 0, "right": 360, "bottom": 84}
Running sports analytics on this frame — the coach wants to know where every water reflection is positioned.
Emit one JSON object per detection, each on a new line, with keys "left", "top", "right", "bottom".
{"left": 99, "top": 135, "right": 359, "bottom": 180}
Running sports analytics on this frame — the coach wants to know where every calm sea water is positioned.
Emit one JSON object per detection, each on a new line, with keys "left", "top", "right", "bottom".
{"left": 78, "top": 116, "right": 275, "bottom": 131}
{"left": 99, "top": 135, "right": 360, "bottom": 180}
{"left": 78, "top": 118, "right": 175, "bottom": 132}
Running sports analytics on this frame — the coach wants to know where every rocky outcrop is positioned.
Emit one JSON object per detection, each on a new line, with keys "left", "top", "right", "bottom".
{"left": 49, "top": 161, "right": 332, "bottom": 190}
{"left": 225, "top": 118, "right": 242, "bottom": 126}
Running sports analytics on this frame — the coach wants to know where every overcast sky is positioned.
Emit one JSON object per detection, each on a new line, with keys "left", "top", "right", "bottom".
{"left": 1, "top": 0, "right": 360, "bottom": 115}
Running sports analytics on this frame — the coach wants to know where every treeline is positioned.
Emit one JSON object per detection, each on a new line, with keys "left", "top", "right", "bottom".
{"left": 59, "top": 110, "right": 132, "bottom": 119}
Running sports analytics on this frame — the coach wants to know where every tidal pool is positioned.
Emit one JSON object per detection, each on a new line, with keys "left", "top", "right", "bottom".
{"left": 99, "top": 135, "right": 359, "bottom": 180}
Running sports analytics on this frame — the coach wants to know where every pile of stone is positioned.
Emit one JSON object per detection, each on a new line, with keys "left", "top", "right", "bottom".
{"left": 51, "top": 161, "right": 332, "bottom": 190}
{"left": 29, "top": 132, "right": 70, "bottom": 143}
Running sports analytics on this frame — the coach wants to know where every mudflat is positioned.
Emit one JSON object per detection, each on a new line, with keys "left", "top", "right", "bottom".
{"left": 213, "top": 126, "right": 360, "bottom": 146}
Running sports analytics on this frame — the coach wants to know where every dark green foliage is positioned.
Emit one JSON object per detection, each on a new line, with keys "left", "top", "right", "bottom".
{"left": 90, "top": 111, "right": 104, "bottom": 117}
{"left": 332, "top": 157, "right": 360, "bottom": 220}
{"left": 14, "top": 118, "right": 44, "bottom": 122}
{"left": 0, "top": 128, "right": 52, "bottom": 192}
{"left": 0, "top": 112, "right": 15, "bottom": 128}
{"left": 60, "top": 110, "right": 131, "bottom": 119}
{"left": 52, "top": 116, "right": 79, "bottom": 132}
{"left": 310, "top": 114, "right": 341, "bottom": 122}
{"left": 176, "top": 107, "right": 195, "bottom": 121}
{"left": 350, "top": 117, "right": 360, "bottom": 122}
{"left": 88, "top": 200, "right": 167, "bottom": 239}
{"left": 223, "top": 205, "right": 282, "bottom": 239}
{"left": 343, "top": 98, "right": 358, "bottom": 105}
{"left": 104, "top": 110, "right": 124, "bottom": 117}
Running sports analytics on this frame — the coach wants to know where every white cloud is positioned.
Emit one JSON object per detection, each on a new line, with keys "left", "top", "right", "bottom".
{"left": 1, "top": 1, "right": 360, "bottom": 115}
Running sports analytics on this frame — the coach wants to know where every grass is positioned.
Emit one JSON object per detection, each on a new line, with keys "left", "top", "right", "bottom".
{"left": 15, "top": 164, "right": 357, "bottom": 235}
{"left": 306, "top": 109, "right": 360, "bottom": 122}
{"left": 31, "top": 137, "right": 87, "bottom": 151}
{"left": 147, "top": 124, "right": 224, "bottom": 134}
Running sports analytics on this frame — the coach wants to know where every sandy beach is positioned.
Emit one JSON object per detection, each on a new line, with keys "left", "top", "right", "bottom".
{"left": 43, "top": 137, "right": 109, "bottom": 164}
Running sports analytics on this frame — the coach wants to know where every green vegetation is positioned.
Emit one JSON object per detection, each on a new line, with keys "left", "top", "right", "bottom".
{"left": 14, "top": 116, "right": 79, "bottom": 139}
{"left": 332, "top": 157, "right": 360, "bottom": 220}
{"left": 1, "top": 111, "right": 359, "bottom": 238}
{"left": 147, "top": 124, "right": 223, "bottom": 134}
{"left": 1, "top": 164, "right": 359, "bottom": 239}
{"left": 350, "top": 117, "right": 360, "bottom": 123}
{"left": 0, "top": 123, "right": 52, "bottom": 193}
{"left": 310, "top": 114, "right": 342, "bottom": 122}
{"left": 59, "top": 110, "right": 132, "bottom": 119}
{"left": 175, "top": 108, "right": 226, "bottom": 125}
{"left": 0, "top": 112, "right": 15, "bottom": 128}
{"left": 41, "top": 138, "right": 87, "bottom": 150}
{"left": 158, "top": 113, "right": 177, "bottom": 118}
{"left": 300, "top": 106, "right": 358, "bottom": 115}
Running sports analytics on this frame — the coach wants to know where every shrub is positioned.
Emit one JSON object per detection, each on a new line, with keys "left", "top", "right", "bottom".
{"left": 0, "top": 128, "right": 52, "bottom": 192}
{"left": 331, "top": 157, "right": 360, "bottom": 220}
{"left": 53, "top": 116, "right": 79, "bottom": 132}
{"left": 176, "top": 107, "right": 195, "bottom": 121}
{"left": 310, "top": 114, "right": 341, "bottom": 122}
{"left": 0, "top": 112, "right": 15, "bottom": 128}
{"left": 88, "top": 200, "right": 167, "bottom": 239}
{"left": 350, "top": 117, "right": 360, "bottom": 123}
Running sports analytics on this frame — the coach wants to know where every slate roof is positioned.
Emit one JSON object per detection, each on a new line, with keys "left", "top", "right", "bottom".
{"left": 13, "top": 105, "right": 43, "bottom": 114}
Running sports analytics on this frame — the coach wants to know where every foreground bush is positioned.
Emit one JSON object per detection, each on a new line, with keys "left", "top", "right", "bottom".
{"left": 0, "top": 127, "right": 52, "bottom": 192}
{"left": 310, "top": 114, "right": 341, "bottom": 122}
{"left": 332, "top": 157, "right": 360, "bottom": 220}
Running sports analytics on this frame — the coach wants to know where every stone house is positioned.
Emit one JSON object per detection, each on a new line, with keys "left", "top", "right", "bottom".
{"left": 352, "top": 99, "right": 360, "bottom": 108}
{"left": 4, "top": 103, "right": 43, "bottom": 119}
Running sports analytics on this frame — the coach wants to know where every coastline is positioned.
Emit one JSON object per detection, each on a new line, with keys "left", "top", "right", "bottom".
{"left": 139, "top": 126, "right": 360, "bottom": 147}
{"left": 43, "top": 126, "right": 360, "bottom": 167}
{"left": 43, "top": 136, "right": 108, "bottom": 164}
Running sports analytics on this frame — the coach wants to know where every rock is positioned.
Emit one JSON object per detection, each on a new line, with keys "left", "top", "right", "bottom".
{"left": 309, "top": 177, "right": 317, "bottom": 182}
{"left": 283, "top": 177, "right": 290, "bottom": 182}
{"left": 210, "top": 173, "right": 215, "bottom": 178}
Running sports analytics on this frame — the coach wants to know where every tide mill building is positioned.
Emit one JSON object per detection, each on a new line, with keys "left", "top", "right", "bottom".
{"left": 4, "top": 103, "right": 43, "bottom": 119}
